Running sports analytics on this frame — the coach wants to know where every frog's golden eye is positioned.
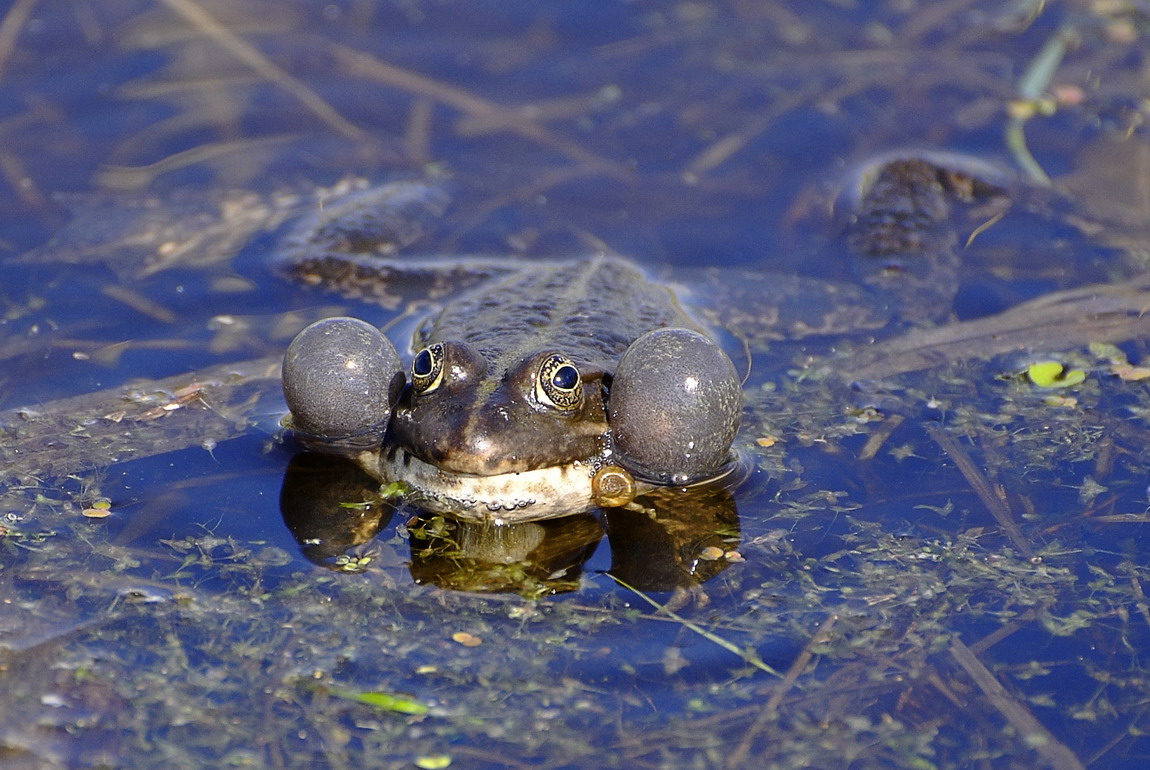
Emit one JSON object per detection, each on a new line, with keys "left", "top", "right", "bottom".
{"left": 536, "top": 354, "right": 583, "bottom": 411}
{"left": 411, "top": 343, "right": 445, "bottom": 395}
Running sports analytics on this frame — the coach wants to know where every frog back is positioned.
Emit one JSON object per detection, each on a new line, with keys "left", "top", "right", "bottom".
{"left": 414, "top": 256, "right": 703, "bottom": 373}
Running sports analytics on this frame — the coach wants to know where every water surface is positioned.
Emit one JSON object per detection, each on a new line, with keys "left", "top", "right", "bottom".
{"left": 2, "top": 1, "right": 1150, "bottom": 767}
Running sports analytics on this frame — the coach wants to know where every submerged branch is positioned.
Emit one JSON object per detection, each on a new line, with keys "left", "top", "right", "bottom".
{"left": 0, "top": 0, "right": 38, "bottom": 83}
{"left": 847, "top": 274, "right": 1150, "bottom": 381}
{"left": 0, "top": 354, "right": 282, "bottom": 489}
{"left": 329, "top": 43, "right": 626, "bottom": 176}
{"left": 156, "top": 0, "right": 364, "bottom": 139}
{"left": 950, "top": 637, "right": 1086, "bottom": 770}
{"left": 726, "top": 614, "right": 838, "bottom": 769}
{"left": 922, "top": 423, "right": 1033, "bottom": 558}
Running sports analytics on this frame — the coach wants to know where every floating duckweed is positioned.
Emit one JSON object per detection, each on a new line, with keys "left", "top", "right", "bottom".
{"left": 1089, "top": 343, "right": 1150, "bottom": 380}
{"left": 332, "top": 554, "right": 372, "bottom": 572}
{"left": 1112, "top": 364, "right": 1150, "bottom": 381}
{"left": 1007, "top": 99, "right": 1039, "bottom": 120}
{"left": 452, "top": 632, "right": 482, "bottom": 647}
{"left": 1089, "top": 342, "right": 1126, "bottom": 364}
{"left": 1027, "top": 361, "right": 1086, "bottom": 388}
{"left": 699, "top": 546, "right": 725, "bottom": 561}
{"left": 82, "top": 500, "right": 113, "bottom": 518}
{"left": 381, "top": 481, "right": 408, "bottom": 499}
{"left": 846, "top": 406, "right": 885, "bottom": 423}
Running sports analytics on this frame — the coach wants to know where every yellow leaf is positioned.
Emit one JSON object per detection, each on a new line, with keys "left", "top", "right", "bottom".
{"left": 1027, "top": 361, "right": 1086, "bottom": 388}
{"left": 452, "top": 632, "right": 482, "bottom": 647}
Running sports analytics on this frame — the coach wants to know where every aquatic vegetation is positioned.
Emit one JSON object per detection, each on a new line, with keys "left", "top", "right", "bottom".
{"left": 0, "top": 0, "right": 1149, "bottom": 767}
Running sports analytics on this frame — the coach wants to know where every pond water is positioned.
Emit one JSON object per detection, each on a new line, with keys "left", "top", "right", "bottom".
{"left": 2, "top": 0, "right": 1150, "bottom": 767}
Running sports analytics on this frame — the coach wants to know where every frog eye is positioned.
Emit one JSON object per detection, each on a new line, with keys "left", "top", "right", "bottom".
{"left": 411, "top": 343, "right": 445, "bottom": 395}
{"left": 536, "top": 355, "right": 583, "bottom": 411}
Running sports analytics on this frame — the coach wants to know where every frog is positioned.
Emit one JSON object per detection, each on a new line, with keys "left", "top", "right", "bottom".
{"left": 281, "top": 250, "right": 744, "bottom": 523}
{"left": 279, "top": 152, "right": 1016, "bottom": 525}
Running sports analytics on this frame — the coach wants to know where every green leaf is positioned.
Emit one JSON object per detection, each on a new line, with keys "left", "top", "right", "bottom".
{"left": 330, "top": 688, "right": 430, "bottom": 715}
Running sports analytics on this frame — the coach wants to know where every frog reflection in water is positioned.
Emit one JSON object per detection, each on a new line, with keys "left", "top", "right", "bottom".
{"left": 280, "top": 152, "right": 1012, "bottom": 525}
{"left": 280, "top": 452, "right": 742, "bottom": 595}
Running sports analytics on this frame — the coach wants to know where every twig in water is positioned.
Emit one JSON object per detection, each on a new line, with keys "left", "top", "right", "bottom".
{"left": 950, "top": 637, "right": 1085, "bottom": 770}
{"left": 726, "top": 615, "right": 838, "bottom": 769}
{"left": 605, "top": 573, "right": 783, "bottom": 678}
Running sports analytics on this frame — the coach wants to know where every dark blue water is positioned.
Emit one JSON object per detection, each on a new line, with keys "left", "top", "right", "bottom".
{"left": 2, "top": 1, "right": 1149, "bottom": 767}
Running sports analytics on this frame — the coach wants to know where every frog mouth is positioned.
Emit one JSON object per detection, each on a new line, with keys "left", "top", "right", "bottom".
{"left": 364, "top": 444, "right": 646, "bottom": 524}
